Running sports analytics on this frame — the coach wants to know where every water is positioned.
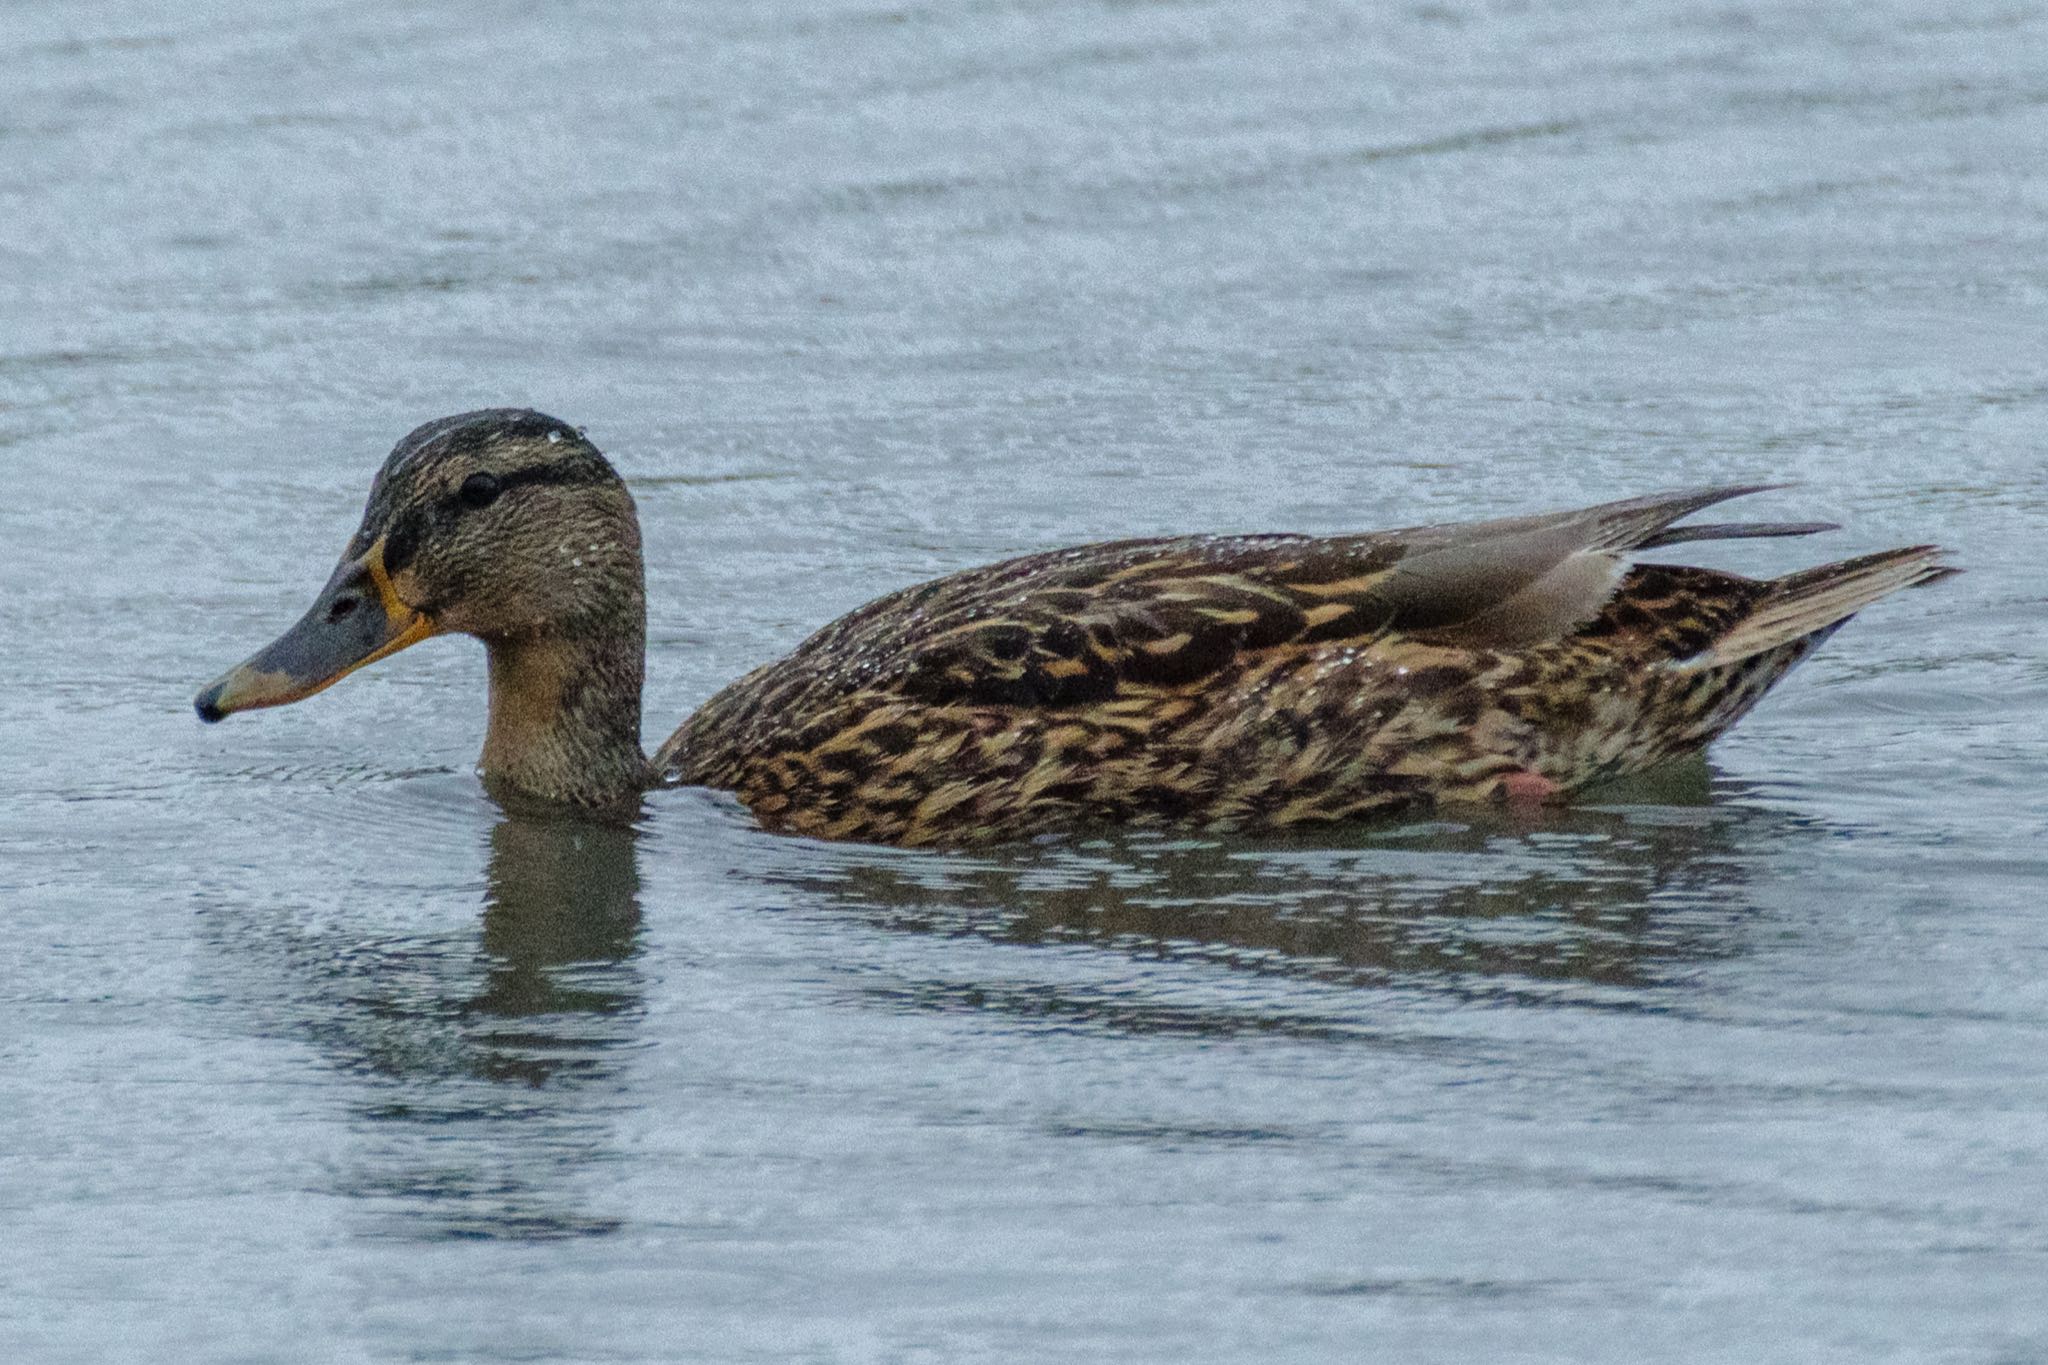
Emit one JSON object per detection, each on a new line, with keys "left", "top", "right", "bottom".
{"left": 5, "top": 0, "right": 2048, "bottom": 1359}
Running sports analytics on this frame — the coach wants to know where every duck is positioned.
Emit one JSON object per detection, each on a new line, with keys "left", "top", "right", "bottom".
{"left": 194, "top": 408, "right": 1954, "bottom": 846}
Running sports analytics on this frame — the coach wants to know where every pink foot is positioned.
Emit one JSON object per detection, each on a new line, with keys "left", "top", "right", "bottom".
{"left": 1496, "top": 769, "right": 1561, "bottom": 805}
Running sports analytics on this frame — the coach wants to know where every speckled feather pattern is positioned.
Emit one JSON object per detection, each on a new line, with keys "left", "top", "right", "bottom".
{"left": 657, "top": 496, "right": 1950, "bottom": 846}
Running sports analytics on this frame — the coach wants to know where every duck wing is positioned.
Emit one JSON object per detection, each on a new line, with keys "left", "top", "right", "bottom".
{"left": 868, "top": 485, "right": 1828, "bottom": 709}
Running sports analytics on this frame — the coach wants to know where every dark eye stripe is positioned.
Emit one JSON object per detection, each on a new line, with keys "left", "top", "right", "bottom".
{"left": 495, "top": 458, "right": 611, "bottom": 493}
{"left": 382, "top": 508, "right": 426, "bottom": 575}
{"left": 375, "top": 456, "right": 615, "bottom": 570}
{"left": 442, "top": 457, "right": 609, "bottom": 514}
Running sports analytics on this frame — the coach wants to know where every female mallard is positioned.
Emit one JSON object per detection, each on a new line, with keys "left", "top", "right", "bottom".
{"left": 195, "top": 409, "right": 1953, "bottom": 846}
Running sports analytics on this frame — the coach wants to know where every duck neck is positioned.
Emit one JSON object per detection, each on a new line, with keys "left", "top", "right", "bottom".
{"left": 479, "top": 618, "right": 648, "bottom": 810}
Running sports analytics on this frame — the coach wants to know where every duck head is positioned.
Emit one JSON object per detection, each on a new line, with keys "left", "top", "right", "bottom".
{"left": 195, "top": 409, "right": 651, "bottom": 807}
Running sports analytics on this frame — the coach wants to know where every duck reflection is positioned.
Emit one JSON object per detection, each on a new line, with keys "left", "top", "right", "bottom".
{"left": 281, "top": 803, "right": 648, "bottom": 1241}
{"left": 461, "top": 812, "right": 644, "bottom": 1086}
{"left": 760, "top": 765, "right": 1789, "bottom": 1034}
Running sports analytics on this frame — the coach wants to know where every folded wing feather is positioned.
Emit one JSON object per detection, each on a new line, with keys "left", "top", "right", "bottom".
{"left": 875, "top": 485, "right": 1819, "bottom": 708}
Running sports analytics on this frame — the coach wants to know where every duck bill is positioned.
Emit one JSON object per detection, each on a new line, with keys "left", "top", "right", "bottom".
{"left": 194, "top": 538, "right": 436, "bottom": 722}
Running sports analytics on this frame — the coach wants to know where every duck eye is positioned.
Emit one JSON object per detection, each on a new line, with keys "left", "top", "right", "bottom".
{"left": 458, "top": 472, "right": 502, "bottom": 510}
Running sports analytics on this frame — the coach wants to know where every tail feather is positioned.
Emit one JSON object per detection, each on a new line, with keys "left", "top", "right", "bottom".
{"left": 1675, "top": 546, "right": 1957, "bottom": 670}
{"left": 1580, "top": 484, "right": 1788, "bottom": 554}
{"left": 1638, "top": 519, "right": 1839, "bottom": 549}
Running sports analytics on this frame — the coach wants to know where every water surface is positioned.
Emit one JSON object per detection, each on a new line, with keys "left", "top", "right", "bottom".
{"left": 4, "top": 1, "right": 2048, "bottom": 1360}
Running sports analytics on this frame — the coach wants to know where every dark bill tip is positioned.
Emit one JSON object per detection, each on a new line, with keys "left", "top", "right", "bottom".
{"left": 195, "top": 685, "right": 227, "bottom": 723}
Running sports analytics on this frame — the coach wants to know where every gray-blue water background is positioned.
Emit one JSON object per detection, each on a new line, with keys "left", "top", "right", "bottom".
{"left": 5, "top": 1, "right": 2048, "bottom": 1361}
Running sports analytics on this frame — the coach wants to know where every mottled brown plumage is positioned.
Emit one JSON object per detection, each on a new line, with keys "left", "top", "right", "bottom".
{"left": 197, "top": 410, "right": 1955, "bottom": 846}
{"left": 659, "top": 493, "right": 1951, "bottom": 844}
